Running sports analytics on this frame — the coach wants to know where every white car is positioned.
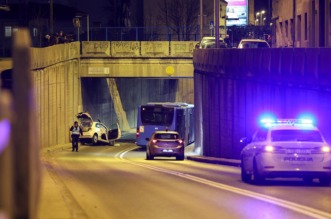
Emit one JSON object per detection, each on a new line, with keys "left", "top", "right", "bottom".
{"left": 240, "top": 118, "right": 331, "bottom": 186}
{"left": 198, "top": 36, "right": 228, "bottom": 49}
{"left": 237, "top": 39, "right": 270, "bottom": 48}
{"left": 76, "top": 112, "right": 121, "bottom": 146}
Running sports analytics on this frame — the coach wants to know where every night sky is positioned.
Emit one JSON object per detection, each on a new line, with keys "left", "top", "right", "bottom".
{"left": 7, "top": 0, "right": 270, "bottom": 26}
{"left": 255, "top": 0, "right": 269, "bottom": 11}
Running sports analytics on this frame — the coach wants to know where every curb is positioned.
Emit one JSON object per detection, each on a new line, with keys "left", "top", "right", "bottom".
{"left": 187, "top": 155, "right": 241, "bottom": 167}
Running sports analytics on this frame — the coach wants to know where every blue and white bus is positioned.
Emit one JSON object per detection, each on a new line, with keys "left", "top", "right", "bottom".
{"left": 136, "top": 102, "right": 194, "bottom": 147}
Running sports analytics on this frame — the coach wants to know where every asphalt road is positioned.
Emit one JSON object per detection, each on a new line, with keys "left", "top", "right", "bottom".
{"left": 38, "top": 142, "right": 331, "bottom": 219}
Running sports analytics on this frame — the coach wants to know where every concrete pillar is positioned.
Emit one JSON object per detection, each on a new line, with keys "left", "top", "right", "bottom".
{"left": 12, "top": 29, "right": 40, "bottom": 219}
{"left": 107, "top": 79, "right": 130, "bottom": 131}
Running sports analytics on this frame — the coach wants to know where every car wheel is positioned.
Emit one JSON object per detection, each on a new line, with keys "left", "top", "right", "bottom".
{"left": 241, "top": 158, "right": 251, "bottom": 183}
{"left": 319, "top": 176, "right": 330, "bottom": 186}
{"left": 92, "top": 134, "right": 98, "bottom": 145}
{"left": 146, "top": 149, "right": 153, "bottom": 160}
{"left": 109, "top": 139, "right": 115, "bottom": 146}
{"left": 253, "top": 159, "right": 264, "bottom": 185}
{"left": 176, "top": 154, "right": 185, "bottom": 161}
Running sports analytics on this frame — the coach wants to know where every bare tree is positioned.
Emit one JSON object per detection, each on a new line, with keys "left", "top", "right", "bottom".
{"left": 157, "top": 0, "right": 200, "bottom": 41}
{"left": 104, "top": 0, "right": 131, "bottom": 27}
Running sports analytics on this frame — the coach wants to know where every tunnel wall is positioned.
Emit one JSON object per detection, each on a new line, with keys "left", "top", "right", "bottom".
{"left": 81, "top": 78, "right": 194, "bottom": 130}
{"left": 193, "top": 48, "right": 331, "bottom": 159}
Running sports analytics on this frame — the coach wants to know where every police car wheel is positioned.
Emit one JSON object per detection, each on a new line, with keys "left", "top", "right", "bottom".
{"left": 241, "top": 159, "right": 251, "bottom": 183}
{"left": 319, "top": 177, "right": 331, "bottom": 186}
{"left": 253, "top": 159, "right": 265, "bottom": 184}
{"left": 92, "top": 134, "right": 98, "bottom": 145}
{"left": 303, "top": 177, "right": 313, "bottom": 184}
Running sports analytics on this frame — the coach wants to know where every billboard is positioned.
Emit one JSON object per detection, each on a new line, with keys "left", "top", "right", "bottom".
{"left": 226, "top": 0, "right": 248, "bottom": 26}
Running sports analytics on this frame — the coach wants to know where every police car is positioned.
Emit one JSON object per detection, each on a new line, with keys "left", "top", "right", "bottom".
{"left": 240, "top": 118, "right": 331, "bottom": 186}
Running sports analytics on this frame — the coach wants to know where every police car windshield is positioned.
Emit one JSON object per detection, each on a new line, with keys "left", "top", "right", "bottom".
{"left": 271, "top": 130, "right": 323, "bottom": 142}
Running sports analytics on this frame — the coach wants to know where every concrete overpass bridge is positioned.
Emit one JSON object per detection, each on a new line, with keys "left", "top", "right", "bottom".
{"left": 80, "top": 41, "right": 196, "bottom": 78}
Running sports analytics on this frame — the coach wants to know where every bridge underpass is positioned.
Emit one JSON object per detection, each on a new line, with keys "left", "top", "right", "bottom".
{"left": 81, "top": 77, "right": 193, "bottom": 133}
{"left": 79, "top": 41, "right": 195, "bottom": 133}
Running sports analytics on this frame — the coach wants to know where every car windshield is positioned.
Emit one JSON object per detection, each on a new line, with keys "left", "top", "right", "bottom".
{"left": 201, "top": 39, "right": 225, "bottom": 48}
{"left": 271, "top": 130, "right": 323, "bottom": 142}
{"left": 155, "top": 133, "right": 179, "bottom": 140}
{"left": 241, "top": 42, "right": 269, "bottom": 48}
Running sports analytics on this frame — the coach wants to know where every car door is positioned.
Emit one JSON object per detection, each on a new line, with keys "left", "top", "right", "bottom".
{"left": 108, "top": 123, "right": 121, "bottom": 141}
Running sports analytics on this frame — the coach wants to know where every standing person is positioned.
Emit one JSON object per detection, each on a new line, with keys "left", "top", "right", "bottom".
{"left": 70, "top": 121, "right": 82, "bottom": 152}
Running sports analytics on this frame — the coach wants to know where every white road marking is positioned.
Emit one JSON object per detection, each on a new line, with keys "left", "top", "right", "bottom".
{"left": 115, "top": 146, "right": 331, "bottom": 219}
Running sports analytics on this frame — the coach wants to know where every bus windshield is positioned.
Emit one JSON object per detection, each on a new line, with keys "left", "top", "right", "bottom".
{"left": 141, "top": 106, "right": 174, "bottom": 125}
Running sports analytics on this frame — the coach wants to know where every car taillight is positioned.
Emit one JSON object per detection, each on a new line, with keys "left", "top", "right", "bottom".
{"left": 152, "top": 139, "right": 158, "bottom": 143}
{"left": 178, "top": 139, "right": 184, "bottom": 144}
{"left": 136, "top": 128, "right": 140, "bottom": 138}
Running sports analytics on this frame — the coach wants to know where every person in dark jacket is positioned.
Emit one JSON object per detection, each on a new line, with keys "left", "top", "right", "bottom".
{"left": 70, "top": 121, "right": 82, "bottom": 152}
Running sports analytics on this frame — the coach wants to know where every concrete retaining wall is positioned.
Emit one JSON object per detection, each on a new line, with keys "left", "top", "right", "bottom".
{"left": 194, "top": 48, "right": 331, "bottom": 159}
{"left": 31, "top": 43, "right": 81, "bottom": 150}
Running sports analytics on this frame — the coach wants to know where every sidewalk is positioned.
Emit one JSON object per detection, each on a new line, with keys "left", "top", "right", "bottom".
{"left": 185, "top": 144, "right": 241, "bottom": 167}
{"left": 38, "top": 144, "right": 73, "bottom": 219}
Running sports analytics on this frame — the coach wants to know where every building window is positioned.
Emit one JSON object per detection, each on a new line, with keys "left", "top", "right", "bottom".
{"left": 297, "top": 15, "right": 301, "bottom": 42}
{"left": 285, "top": 20, "right": 289, "bottom": 37}
{"left": 4, "top": 26, "right": 12, "bottom": 37}
{"left": 304, "top": 13, "right": 308, "bottom": 40}
{"left": 33, "top": 28, "right": 38, "bottom": 37}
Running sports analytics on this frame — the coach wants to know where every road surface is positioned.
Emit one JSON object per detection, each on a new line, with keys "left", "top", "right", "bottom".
{"left": 38, "top": 142, "right": 331, "bottom": 219}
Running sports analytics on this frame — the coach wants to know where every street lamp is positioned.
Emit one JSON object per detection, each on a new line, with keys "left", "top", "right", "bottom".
{"left": 255, "top": 10, "right": 266, "bottom": 25}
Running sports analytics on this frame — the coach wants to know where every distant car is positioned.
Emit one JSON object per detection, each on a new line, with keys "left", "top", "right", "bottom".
{"left": 240, "top": 118, "right": 331, "bottom": 186}
{"left": 76, "top": 112, "right": 121, "bottom": 146}
{"left": 146, "top": 131, "right": 185, "bottom": 160}
{"left": 198, "top": 36, "right": 228, "bottom": 49}
{"left": 237, "top": 39, "right": 270, "bottom": 48}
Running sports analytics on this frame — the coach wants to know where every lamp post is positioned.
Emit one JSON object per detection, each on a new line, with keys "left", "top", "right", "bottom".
{"left": 256, "top": 10, "right": 266, "bottom": 25}
{"left": 260, "top": 10, "right": 265, "bottom": 25}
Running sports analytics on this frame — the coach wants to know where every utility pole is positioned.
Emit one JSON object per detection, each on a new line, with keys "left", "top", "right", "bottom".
{"left": 215, "top": 0, "right": 220, "bottom": 48}
{"left": 292, "top": 0, "right": 296, "bottom": 47}
{"left": 200, "top": 0, "right": 203, "bottom": 40}
{"left": 50, "top": 0, "right": 53, "bottom": 34}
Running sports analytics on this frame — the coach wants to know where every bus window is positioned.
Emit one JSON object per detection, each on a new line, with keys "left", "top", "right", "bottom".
{"left": 141, "top": 107, "right": 174, "bottom": 125}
